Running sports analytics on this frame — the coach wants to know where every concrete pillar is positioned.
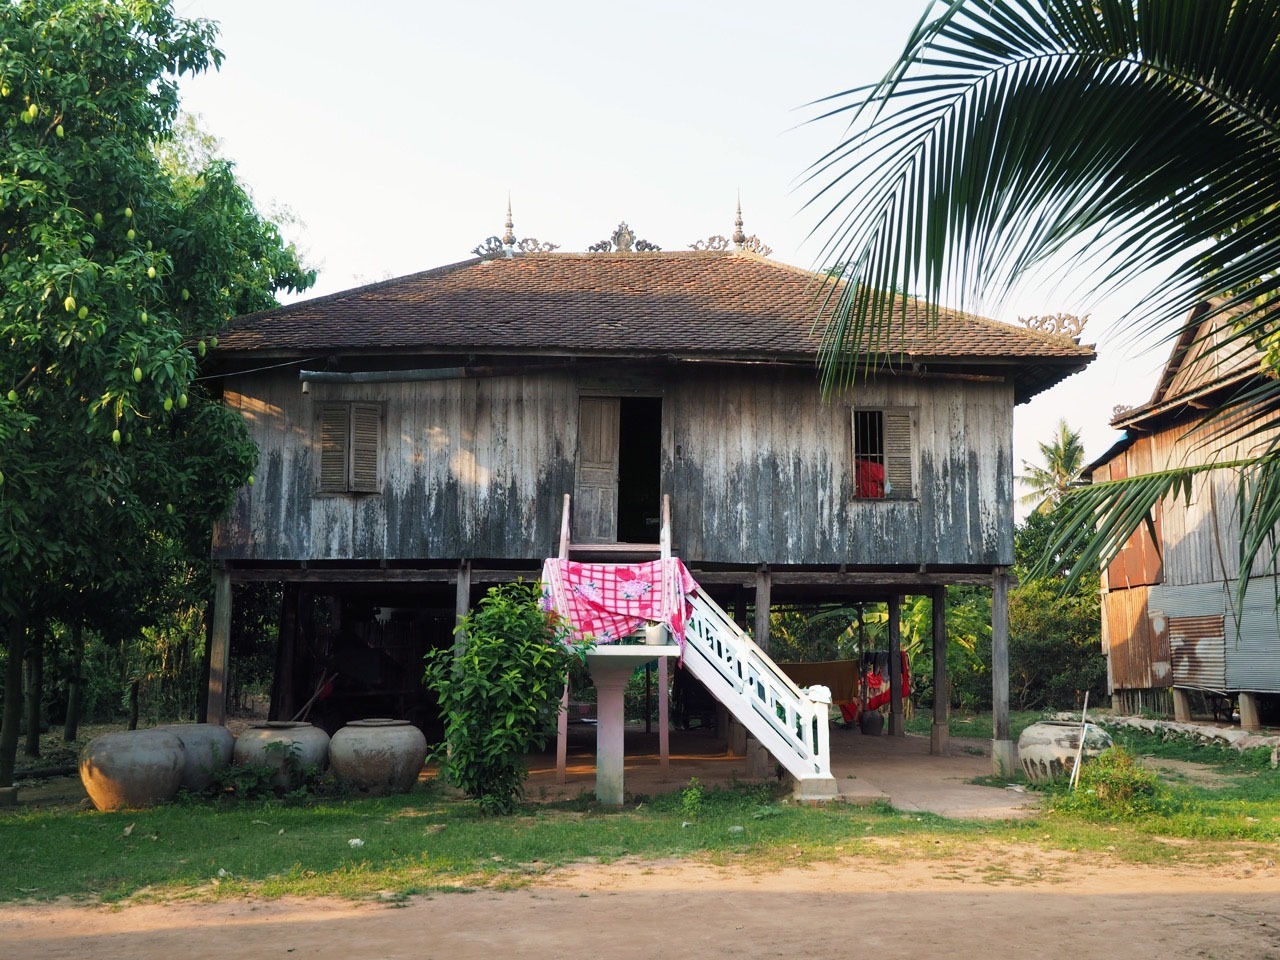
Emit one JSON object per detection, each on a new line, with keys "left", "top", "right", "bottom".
{"left": 207, "top": 569, "right": 232, "bottom": 726}
{"left": 1240, "top": 692, "right": 1262, "bottom": 733}
{"left": 888, "top": 593, "right": 904, "bottom": 737}
{"left": 931, "top": 585, "right": 949, "bottom": 755}
{"left": 592, "top": 667, "right": 629, "bottom": 805}
{"left": 1172, "top": 687, "right": 1193, "bottom": 723}
{"left": 991, "top": 566, "right": 1013, "bottom": 776}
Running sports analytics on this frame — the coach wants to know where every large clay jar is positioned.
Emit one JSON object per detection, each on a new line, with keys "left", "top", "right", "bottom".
{"left": 156, "top": 723, "right": 235, "bottom": 792}
{"left": 79, "top": 730, "right": 185, "bottom": 811}
{"left": 329, "top": 719, "right": 428, "bottom": 796}
{"left": 859, "top": 710, "right": 885, "bottom": 736}
{"left": 232, "top": 721, "right": 330, "bottom": 791}
{"left": 1017, "top": 720, "right": 1113, "bottom": 783}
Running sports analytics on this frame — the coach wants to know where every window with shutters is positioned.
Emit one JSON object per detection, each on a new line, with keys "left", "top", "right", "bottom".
{"left": 316, "top": 402, "right": 382, "bottom": 494}
{"left": 852, "top": 408, "right": 914, "bottom": 500}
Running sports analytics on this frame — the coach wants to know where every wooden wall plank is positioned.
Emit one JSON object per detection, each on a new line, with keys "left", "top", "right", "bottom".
{"left": 215, "top": 365, "right": 1017, "bottom": 569}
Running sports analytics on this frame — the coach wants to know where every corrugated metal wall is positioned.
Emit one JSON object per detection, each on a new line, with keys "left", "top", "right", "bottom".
{"left": 1148, "top": 579, "right": 1280, "bottom": 694}
{"left": 1102, "top": 585, "right": 1171, "bottom": 690}
{"left": 1230, "top": 576, "right": 1280, "bottom": 691}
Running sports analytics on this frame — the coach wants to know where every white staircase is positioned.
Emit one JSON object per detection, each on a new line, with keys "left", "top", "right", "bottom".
{"left": 681, "top": 587, "right": 836, "bottom": 794}
{"left": 554, "top": 493, "right": 837, "bottom": 797}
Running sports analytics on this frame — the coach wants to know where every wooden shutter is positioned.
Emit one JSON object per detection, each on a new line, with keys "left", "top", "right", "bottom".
{"left": 883, "top": 409, "right": 914, "bottom": 499}
{"left": 318, "top": 404, "right": 350, "bottom": 492}
{"left": 349, "top": 403, "right": 382, "bottom": 493}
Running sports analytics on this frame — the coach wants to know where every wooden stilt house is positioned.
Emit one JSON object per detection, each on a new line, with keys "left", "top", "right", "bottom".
{"left": 1091, "top": 303, "right": 1280, "bottom": 730}
{"left": 204, "top": 214, "right": 1094, "bottom": 776}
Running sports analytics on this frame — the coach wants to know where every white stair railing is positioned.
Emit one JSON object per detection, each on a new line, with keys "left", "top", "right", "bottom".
{"left": 681, "top": 588, "right": 835, "bottom": 787}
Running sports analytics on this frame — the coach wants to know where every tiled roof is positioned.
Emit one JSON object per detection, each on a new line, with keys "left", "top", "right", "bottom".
{"left": 216, "top": 251, "right": 1094, "bottom": 398}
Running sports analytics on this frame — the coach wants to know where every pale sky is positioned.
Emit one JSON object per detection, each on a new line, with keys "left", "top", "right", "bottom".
{"left": 177, "top": 0, "right": 1174, "bottom": 513}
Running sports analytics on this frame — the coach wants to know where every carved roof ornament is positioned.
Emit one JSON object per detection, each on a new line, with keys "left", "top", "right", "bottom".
{"left": 693, "top": 198, "right": 772, "bottom": 256}
{"left": 472, "top": 199, "right": 560, "bottom": 258}
{"left": 589, "top": 221, "right": 661, "bottom": 253}
{"left": 1017, "top": 313, "right": 1089, "bottom": 341}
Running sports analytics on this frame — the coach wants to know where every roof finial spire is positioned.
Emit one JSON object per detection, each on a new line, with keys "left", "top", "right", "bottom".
{"left": 502, "top": 195, "right": 516, "bottom": 247}
{"left": 732, "top": 193, "right": 746, "bottom": 248}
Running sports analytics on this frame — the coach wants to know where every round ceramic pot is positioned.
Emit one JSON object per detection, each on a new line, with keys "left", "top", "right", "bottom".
{"left": 1017, "top": 720, "right": 1113, "bottom": 783}
{"left": 155, "top": 723, "right": 235, "bottom": 792}
{"left": 859, "top": 710, "right": 885, "bottom": 736}
{"left": 232, "top": 721, "right": 330, "bottom": 791}
{"left": 79, "top": 729, "right": 185, "bottom": 811}
{"left": 329, "top": 719, "right": 428, "bottom": 795}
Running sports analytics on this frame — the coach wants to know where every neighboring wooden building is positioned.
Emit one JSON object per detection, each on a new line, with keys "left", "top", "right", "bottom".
{"left": 1091, "top": 304, "right": 1280, "bottom": 729}
{"left": 205, "top": 219, "right": 1094, "bottom": 765}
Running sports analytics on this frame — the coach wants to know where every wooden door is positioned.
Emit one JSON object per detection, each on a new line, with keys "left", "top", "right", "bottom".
{"left": 574, "top": 397, "right": 620, "bottom": 543}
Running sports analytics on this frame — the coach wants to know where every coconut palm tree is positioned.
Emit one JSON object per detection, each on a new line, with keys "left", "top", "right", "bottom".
{"left": 806, "top": 0, "right": 1280, "bottom": 588}
{"left": 1020, "top": 420, "right": 1085, "bottom": 514}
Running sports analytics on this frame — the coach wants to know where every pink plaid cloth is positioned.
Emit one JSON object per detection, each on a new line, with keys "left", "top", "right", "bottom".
{"left": 540, "top": 558, "right": 697, "bottom": 646}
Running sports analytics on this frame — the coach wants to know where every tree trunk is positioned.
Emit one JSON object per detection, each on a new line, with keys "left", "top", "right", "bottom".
{"left": 0, "top": 617, "right": 26, "bottom": 788}
{"left": 23, "top": 634, "right": 42, "bottom": 757}
{"left": 63, "top": 620, "right": 84, "bottom": 742}
{"left": 127, "top": 678, "right": 140, "bottom": 730}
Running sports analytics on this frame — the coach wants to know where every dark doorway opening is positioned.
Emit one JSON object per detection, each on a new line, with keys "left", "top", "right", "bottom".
{"left": 617, "top": 396, "right": 662, "bottom": 542}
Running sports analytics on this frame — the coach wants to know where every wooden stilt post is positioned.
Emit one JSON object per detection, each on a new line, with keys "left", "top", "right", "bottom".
{"left": 888, "top": 593, "right": 904, "bottom": 736}
{"left": 658, "top": 654, "right": 670, "bottom": 780}
{"left": 556, "top": 676, "right": 569, "bottom": 784}
{"left": 753, "top": 565, "right": 771, "bottom": 652}
{"left": 207, "top": 569, "right": 232, "bottom": 726}
{"left": 931, "top": 585, "right": 949, "bottom": 755}
{"left": 991, "top": 566, "right": 1013, "bottom": 775}
{"left": 453, "top": 559, "right": 471, "bottom": 652}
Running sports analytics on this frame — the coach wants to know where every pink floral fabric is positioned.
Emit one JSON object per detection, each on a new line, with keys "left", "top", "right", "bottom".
{"left": 540, "top": 557, "right": 697, "bottom": 647}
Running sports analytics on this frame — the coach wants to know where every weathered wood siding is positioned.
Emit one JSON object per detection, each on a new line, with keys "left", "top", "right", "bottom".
{"left": 214, "top": 366, "right": 1015, "bottom": 566}
{"left": 215, "top": 371, "right": 576, "bottom": 561}
{"left": 1148, "top": 410, "right": 1280, "bottom": 585}
{"left": 666, "top": 369, "right": 1013, "bottom": 565}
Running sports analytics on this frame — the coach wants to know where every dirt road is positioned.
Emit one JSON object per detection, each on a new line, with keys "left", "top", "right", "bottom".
{"left": 5, "top": 849, "right": 1278, "bottom": 960}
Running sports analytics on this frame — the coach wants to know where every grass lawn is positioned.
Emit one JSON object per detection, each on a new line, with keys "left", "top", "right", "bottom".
{"left": 4, "top": 720, "right": 1280, "bottom": 905}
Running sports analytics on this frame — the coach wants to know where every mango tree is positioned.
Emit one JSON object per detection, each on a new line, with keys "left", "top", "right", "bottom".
{"left": 0, "top": 0, "right": 313, "bottom": 786}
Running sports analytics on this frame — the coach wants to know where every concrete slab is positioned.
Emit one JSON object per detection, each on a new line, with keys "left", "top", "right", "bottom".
{"left": 526, "top": 723, "right": 1040, "bottom": 819}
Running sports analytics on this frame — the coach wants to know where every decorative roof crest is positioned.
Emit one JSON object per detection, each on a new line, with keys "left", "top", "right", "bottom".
{"left": 473, "top": 199, "right": 559, "bottom": 258}
{"left": 589, "top": 221, "right": 661, "bottom": 253}
{"left": 1017, "top": 313, "right": 1088, "bottom": 340}
{"left": 690, "top": 197, "right": 771, "bottom": 257}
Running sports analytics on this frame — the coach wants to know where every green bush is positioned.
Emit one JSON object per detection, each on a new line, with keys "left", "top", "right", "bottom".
{"left": 423, "top": 582, "right": 588, "bottom": 815}
{"left": 1053, "top": 746, "right": 1165, "bottom": 820}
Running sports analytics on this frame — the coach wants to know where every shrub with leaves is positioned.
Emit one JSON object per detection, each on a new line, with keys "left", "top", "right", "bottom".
{"left": 423, "top": 582, "right": 587, "bottom": 815}
{"left": 1053, "top": 746, "right": 1165, "bottom": 820}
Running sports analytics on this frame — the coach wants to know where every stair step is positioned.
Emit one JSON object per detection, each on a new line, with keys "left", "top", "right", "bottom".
{"left": 566, "top": 542, "right": 663, "bottom": 560}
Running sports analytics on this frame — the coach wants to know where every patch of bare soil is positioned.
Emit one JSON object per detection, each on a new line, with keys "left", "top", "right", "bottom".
{"left": 1141, "top": 757, "right": 1237, "bottom": 790}
{"left": 4, "top": 849, "right": 1279, "bottom": 960}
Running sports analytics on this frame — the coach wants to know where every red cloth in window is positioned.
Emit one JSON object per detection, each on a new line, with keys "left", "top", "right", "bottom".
{"left": 855, "top": 458, "right": 885, "bottom": 498}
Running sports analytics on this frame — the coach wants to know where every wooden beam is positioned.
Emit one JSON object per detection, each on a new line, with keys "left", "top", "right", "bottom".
{"left": 753, "top": 565, "right": 772, "bottom": 652}
{"left": 207, "top": 570, "right": 232, "bottom": 727}
{"left": 931, "top": 585, "right": 949, "bottom": 755}
{"left": 991, "top": 566, "right": 1013, "bottom": 776}
{"left": 887, "top": 593, "right": 904, "bottom": 737}
{"left": 225, "top": 566, "right": 534, "bottom": 584}
{"left": 691, "top": 570, "right": 997, "bottom": 589}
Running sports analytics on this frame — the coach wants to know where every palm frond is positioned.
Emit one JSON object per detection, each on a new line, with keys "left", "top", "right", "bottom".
{"left": 805, "top": 0, "right": 1280, "bottom": 391}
